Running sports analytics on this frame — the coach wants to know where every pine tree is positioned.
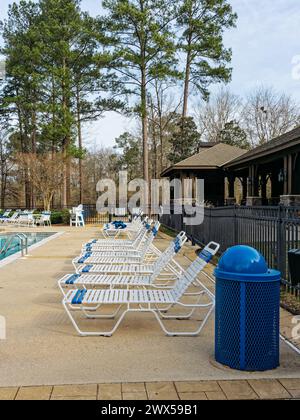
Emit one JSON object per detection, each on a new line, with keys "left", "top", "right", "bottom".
{"left": 168, "top": 116, "right": 200, "bottom": 164}
{"left": 0, "top": 0, "right": 42, "bottom": 207}
{"left": 178, "top": 0, "right": 237, "bottom": 118}
{"left": 102, "top": 0, "right": 179, "bottom": 185}
{"left": 219, "top": 120, "right": 250, "bottom": 150}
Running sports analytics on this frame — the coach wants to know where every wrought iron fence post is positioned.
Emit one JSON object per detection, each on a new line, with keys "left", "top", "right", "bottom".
{"left": 234, "top": 205, "right": 238, "bottom": 245}
{"left": 277, "top": 204, "right": 286, "bottom": 277}
{"left": 210, "top": 207, "right": 213, "bottom": 244}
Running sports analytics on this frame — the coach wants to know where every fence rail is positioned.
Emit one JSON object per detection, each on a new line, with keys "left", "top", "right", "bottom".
{"left": 1, "top": 205, "right": 161, "bottom": 225}
{"left": 161, "top": 205, "right": 300, "bottom": 295}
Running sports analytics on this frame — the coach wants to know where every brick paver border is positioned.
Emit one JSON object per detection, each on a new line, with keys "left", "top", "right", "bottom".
{"left": 0, "top": 379, "right": 299, "bottom": 400}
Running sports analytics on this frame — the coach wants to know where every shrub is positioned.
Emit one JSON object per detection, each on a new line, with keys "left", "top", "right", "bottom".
{"left": 61, "top": 208, "right": 71, "bottom": 225}
{"left": 50, "top": 211, "right": 63, "bottom": 225}
{"left": 50, "top": 209, "right": 71, "bottom": 225}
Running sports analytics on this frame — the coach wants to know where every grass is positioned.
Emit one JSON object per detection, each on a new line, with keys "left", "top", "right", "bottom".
{"left": 281, "top": 290, "right": 300, "bottom": 315}
{"left": 160, "top": 225, "right": 177, "bottom": 238}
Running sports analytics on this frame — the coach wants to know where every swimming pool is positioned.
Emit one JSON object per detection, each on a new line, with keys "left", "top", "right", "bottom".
{"left": 0, "top": 232, "right": 56, "bottom": 261}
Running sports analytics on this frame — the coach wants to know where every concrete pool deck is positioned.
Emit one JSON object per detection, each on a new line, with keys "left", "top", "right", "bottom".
{"left": 0, "top": 225, "right": 299, "bottom": 392}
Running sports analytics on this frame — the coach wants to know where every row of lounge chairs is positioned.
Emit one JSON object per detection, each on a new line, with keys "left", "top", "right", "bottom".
{"left": 59, "top": 215, "right": 220, "bottom": 337}
{"left": 0, "top": 210, "right": 51, "bottom": 227}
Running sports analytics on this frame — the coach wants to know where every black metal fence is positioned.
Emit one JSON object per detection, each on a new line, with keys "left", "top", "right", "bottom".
{"left": 1, "top": 204, "right": 159, "bottom": 224}
{"left": 83, "top": 205, "right": 162, "bottom": 224}
{"left": 161, "top": 205, "right": 300, "bottom": 295}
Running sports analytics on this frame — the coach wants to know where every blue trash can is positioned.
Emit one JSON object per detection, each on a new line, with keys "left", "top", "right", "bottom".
{"left": 215, "top": 245, "right": 281, "bottom": 372}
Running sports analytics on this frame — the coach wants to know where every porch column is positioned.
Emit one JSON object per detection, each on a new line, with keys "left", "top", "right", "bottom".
{"left": 281, "top": 154, "right": 300, "bottom": 206}
{"left": 226, "top": 174, "right": 236, "bottom": 205}
{"left": 253, "top": 166, "right": 260, "bottom": 197}
{"left": 247, "top": 165, "right": 262, "bottom": 206}
{"left": 283, "top": 156, "right": 288, "bottom": 195}
{"left": 248, "top": 166, "right": 253, "bottom": 196}
{"left": 271, "top": 170, "right": 281, "bottom": 204}
{"left": 242, "top": 177, "right": 248, "bottom": 202}
{"left": 288, "top": 154, "right": 293, "bottom": 195}
{"left": 260, "top": 174, "right": 267, "bottom": 205}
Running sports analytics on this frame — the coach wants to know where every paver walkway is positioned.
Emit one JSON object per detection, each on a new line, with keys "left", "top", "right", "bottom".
{"left": 1, "top": 378, "right": 300, "bottom": 400}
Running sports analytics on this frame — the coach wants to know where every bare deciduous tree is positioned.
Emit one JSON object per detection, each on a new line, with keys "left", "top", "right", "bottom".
{"left": 18, "top": 153, "right": 65, "bottom": 211}
{"left": 195, "top": 88, "right": 242, "bottom": 143}
{"left": 82, "top": 146, "right": 120, "bottom": 204}
{"left": 242, "top": 86, "right": 300, "bottom": 146}
{"left": 0, "top": 131, "right": 14, "bottom": 208}
{"left": 148, "top": 81, "right": 183, "bottom": 174}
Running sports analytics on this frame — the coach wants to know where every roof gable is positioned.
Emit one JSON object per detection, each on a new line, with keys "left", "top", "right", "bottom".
{"left": 161, "top": 143, "right": 247, "bottom": 177}
{"left": 174, "top": 143, "right": 247, "bottom": 168}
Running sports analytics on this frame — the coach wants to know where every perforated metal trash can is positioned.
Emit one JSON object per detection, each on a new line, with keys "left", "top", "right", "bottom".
{"left": 215, "top": 246, "right": 281, "bottom": 372}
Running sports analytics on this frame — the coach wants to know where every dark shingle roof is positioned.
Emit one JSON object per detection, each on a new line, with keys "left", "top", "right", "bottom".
{"left": 226, "top": 125, "right": 300, "bottom": 168}
{"left": 161, "top": 143, "right": 247, "bottom": 176}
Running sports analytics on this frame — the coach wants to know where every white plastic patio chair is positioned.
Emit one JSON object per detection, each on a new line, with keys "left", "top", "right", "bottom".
{"left": 16, "top": 211, "right": 35, "bottom": 227}
{"left": 62, "top": 242, "right": 220, "bottom": 337}
{"left": 35, "top": 212, "right": 51, "bottom": 227}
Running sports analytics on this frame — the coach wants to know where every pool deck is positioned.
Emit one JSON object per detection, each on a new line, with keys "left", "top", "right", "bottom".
{"left": 0, "top": 225, "right": 299, "bottom": 400}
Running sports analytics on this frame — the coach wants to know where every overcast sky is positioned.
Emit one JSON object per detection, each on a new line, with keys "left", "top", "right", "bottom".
{"left": 1, "top": 0, "right": 300, "bottom": 148}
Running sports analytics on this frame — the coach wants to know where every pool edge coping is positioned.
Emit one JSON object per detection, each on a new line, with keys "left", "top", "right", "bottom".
{"left": 0, "top": 231, "right": 65, "bottom": 269}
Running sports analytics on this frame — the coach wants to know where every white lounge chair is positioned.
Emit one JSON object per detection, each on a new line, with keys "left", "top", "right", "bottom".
{"left": 0, "top": 210, "right": 12, "bottom": 222}
{"left": 102, "top": 212, "right": 145, "bottom": 239}
{"left": 5, "top": 211, "right": 20, "bottom": 224}
{"left": 98, "top": 217, "right": 150, "bottom": 244}
{"left": 74, "top": 222, "right": 160, "bottom": 269}
{"left": 59, "top": 232, "right": 187, "bottom": 295}
{"left": 75, "top": 233, "right": 185, "bottom": 276}
{"left": 83, "top": 223, "right": 159, "bottom": 254}
{"left": 62, "top": 242, "right": 220, "bottom": 337}
{"left": 82, "top": 221, "right": 152, "bottom": 251}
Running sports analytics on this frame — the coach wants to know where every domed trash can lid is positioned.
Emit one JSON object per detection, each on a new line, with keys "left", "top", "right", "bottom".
{"left": 215, "top": 245, "right": 281, "bottom": 282}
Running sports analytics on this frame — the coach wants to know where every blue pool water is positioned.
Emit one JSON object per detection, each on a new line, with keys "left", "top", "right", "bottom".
{"left": 0, "top": 232, "right": 55, "bottom": 261}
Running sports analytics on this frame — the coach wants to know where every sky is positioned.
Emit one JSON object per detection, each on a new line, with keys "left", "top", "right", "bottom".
{"left": 1, "top": 0, "right": 300, "bottom": 149}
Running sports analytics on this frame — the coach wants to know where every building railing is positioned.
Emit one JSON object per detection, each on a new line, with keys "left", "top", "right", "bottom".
{"left": 161, "top": 205, "right": 300, "bottom": 296}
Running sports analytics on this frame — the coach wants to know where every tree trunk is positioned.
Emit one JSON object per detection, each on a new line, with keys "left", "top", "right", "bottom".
{"left": 76, "top": 86, "right": 83, "bottom": 204}
{"left": 141, "top": 69, "right": 149, "bottom": 209}
{"left": 155, "top": 84, "right": 164, "bottom": 173}
{"left": 149, "top": 98, "right": 158, "bottom": 178}
{"left": 62, "top": 57, "right": 71, "bottom": 208}
{"left": 62, "top": 154, "right": 68, "bottom": 208}
{"left": 16, "top": 101, "right": 31, "bottom": 208}
{"left": 30, "top": 110, "right": 37, "bottom": 209}
{"left": 182, "top": 42, "right": 192, "bottom": 119}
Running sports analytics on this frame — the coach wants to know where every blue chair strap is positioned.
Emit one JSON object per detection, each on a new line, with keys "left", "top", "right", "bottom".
{"left": 199, "top": 249, "right": 213, "bottom": 263}
{"left": 71, "top": 289, "right": 87, "bottom": 305}
{"left": 66, "top": 274, "right": 81, "bottom": 285}
{"left": 152, "top": 227, "right": 158, "bottom": 237}
{"left": 82, "top": 265, "right": 93, "bottom": 273}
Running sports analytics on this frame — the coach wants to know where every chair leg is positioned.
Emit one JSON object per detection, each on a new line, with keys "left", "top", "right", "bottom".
{"left": 63, "top": 300, "right": 128, "bottom": 337}
{"left": 152, "top": 303, "right": 215, "bottom": 337}
{"left": 83, "top": 305, "right": 123, "bottom": 319}
{"left": 155, "top": 305, "right": 196, "bottom": 320}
